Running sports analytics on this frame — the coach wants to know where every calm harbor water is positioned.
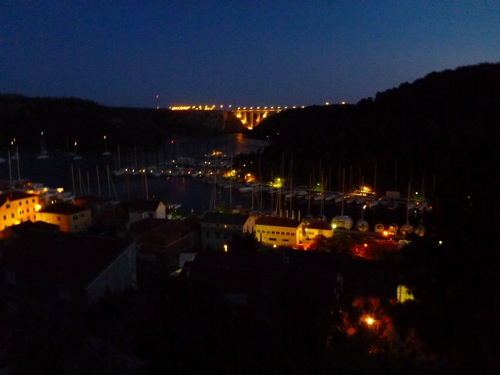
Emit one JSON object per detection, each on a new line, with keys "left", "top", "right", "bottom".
{"left": 0, "top": 134, "right": 269, "bottom": 216}
{"left": 0, "top": 133, "right": 421, "bottom": 228}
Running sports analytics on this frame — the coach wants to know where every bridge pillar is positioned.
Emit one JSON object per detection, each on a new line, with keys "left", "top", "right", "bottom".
{"left": 248, "top": 111, "right": 254, "bottom": 129}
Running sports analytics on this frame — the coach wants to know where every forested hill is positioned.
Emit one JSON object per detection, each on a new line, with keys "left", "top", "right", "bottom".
{"left": 0, "top": 95, "right": 244, "bottom": 151}
{"left": 250, "top": 62, "right": 499, "bottom": 215}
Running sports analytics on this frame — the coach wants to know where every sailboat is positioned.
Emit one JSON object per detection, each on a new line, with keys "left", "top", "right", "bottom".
{"left": 112, "top": 144, "right": 127, "bottom": 175}
{"left": 355, "top": 204, "right": 369, "bottom": 232}
{"left": 72, "top": 141, "right": 82, "bottom": 160}
{"left": 332, "top": 168, "right": 353, "bottom": 230}
{"left": 36, "top": 131, "right": 50, "bottom": 160}
{"left": 102, "top": 135, "right": 112, "bottom": 156}
{"left": 400, "top": 183, "right": 414, "bottom": 235}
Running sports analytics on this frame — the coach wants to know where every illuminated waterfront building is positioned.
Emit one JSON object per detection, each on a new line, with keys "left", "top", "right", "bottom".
{"left": 255, "top": 216, "right": 304, "bottom": 249}
{"left": 36, "top": 202, "right": 92, "bottom": 233}
{"left": 0, "top": 192, "right": 39, "bottom": 229}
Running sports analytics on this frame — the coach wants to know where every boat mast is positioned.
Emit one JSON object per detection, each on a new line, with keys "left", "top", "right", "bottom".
{"left": 341, "top": 168, "right": 346, "bottom": 216}
{"left": 96, "top": 166, "right": 101, "bottom": 196}
{"left": 71, "top": 164, "right": 76, "bottom": 196}
{"left": 16, "top": 145, "right": 21, "bottom": 183}
{"left": 8, "top": 150, "right": 12, "bottom": 188}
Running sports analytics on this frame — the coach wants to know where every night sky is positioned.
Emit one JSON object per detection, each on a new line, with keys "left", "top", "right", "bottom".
{"left": 1, "top": 1, "right": 499, "bottom": 108}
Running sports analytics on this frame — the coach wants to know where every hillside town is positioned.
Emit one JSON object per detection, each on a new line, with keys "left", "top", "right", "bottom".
{"left": 0, "top": 63, "right": 498, "bottom": 373}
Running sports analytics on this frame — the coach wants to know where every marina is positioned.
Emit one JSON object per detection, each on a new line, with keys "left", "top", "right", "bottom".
{"left": 0, "top": 133, "right": 430, "bottom": 233}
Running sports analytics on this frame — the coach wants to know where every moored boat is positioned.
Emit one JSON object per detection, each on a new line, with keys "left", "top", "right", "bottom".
{"left": 331, "top": 215, "right": 353, "bottom": 230}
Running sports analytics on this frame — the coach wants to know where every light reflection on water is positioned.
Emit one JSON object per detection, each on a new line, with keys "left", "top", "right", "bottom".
{"left": 0, "top": 134, "right": 416, "bottom": 227}
{"left": 0, "top": 134, "right": 270, "bottom": 216}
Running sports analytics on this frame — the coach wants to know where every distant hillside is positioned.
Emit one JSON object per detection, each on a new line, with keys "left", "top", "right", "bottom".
{"left": 0, "top": 95, "right": 245, "bottom": 151}
{"left": 248, "top": 63, "right": 499, "bottom": 210}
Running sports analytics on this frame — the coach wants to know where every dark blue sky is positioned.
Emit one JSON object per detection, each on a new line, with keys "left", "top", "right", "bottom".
{"left": 1, "top": 1, "right": 499, "bottom": 108}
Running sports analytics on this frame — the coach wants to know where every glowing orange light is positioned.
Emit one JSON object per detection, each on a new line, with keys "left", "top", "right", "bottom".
{"left": 364, "top": 316, "right": 375, "bottom": 326}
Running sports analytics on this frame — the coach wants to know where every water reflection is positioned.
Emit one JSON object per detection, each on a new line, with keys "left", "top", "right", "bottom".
{"left": 0, "top": 133, "right": 270, "bottom": 216}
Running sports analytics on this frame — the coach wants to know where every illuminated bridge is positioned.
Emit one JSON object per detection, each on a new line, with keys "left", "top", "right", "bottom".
{"left": 169, "top": 104, "right": 305, "bottom": 129}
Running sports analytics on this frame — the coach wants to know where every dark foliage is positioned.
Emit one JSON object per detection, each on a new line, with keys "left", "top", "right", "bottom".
{"left": 1, "top": 63, "right": 499, "bottom": 374}
{"left": 0, "top": 95, "right": 245, "bottom": 152}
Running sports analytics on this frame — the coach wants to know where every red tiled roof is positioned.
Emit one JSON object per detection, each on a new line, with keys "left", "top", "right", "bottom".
{"left": 127, "top": 199, "right": 162, "bottom": 212}
{"left": 200, "top": 212, "right": 250, "bottom": 226}
{"left": 0, "top": 191, "right": 37, "bottom": 207}
{"left": 129, "top": 218, "right": 169, "bottom": 234}
{"left": 74, "top": 195, "right": 113, "bottom": 205}
{"left": 255, "top": 216, "right": 301, "bottom": 228}
{"left": 130, "top": 218, "right": 199, "bottom": 254}
{"left": 1, "top": 231, "right": 133, "bottom": 288}
{"left": 40, "top": 202, "right": 88, "bottom": 215}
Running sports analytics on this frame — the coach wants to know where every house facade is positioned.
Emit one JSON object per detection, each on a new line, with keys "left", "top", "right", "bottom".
{"left": 200, "top": 212, "right": 254, "bottom": 251}
{"left": 129, "top": 216, "right": 200, "bottom": 272}
{"left": 305, "top": 221, "right": 333, "bottom": 240}
{"left": 0, "top": 192, "right": 39, "bottom": 230}
{"left": 254, "top": 216, "right": 304, "bottom": 249}
{"left": 127, "top": 199, "right": 167, "bottom": 228}
{"left": 36, "top": 202, "right": 92, "bottom": 232}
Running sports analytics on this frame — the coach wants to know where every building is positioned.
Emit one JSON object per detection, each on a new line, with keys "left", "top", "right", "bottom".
{"left": 254, "top": 216, "right": 304, "bottom": 249}
{"left": 36, "top": 202, "right": 92, "bottom": 232}
{"left": 0, "top": 230, "right": 137, "bottom": 315}
{"left": 200, "top": 212, "right": 255, "bottom": 251}
{"left": 129, "top": 216, "right": 200, "bottom": 272}
{"left": 305, "top": 220, "right": 333, "bottom": 240}
{"left": 126, "top": 199, "right": 167, "bottom": 228}
{"left": 0, "top": 191, "right": 40, "bottom": 230}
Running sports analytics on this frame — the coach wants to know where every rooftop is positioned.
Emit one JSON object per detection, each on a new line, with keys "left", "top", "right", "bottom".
{"left": 200, "top": 212, "right": 250, "bottom": 226}
{"left": 1, "top": 231, "right": 133, "bottom": 288}
{"left": 255, "top": 216, "right": 302, "bottom": 228}
{"left": 0, "top": 191, "right": 37, "bottom": 206}
{"left": 40, "top": 202, "right": 88, "bottom": 215}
